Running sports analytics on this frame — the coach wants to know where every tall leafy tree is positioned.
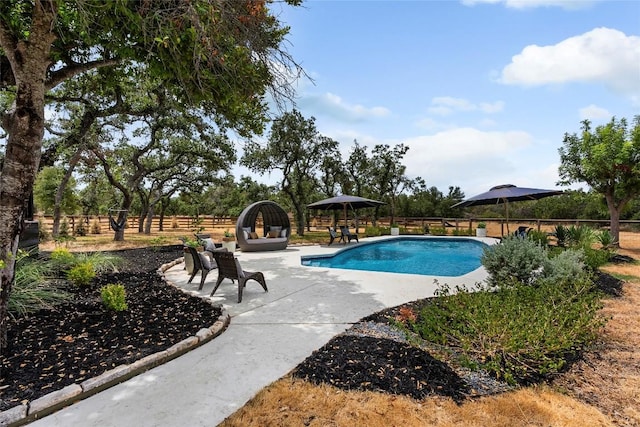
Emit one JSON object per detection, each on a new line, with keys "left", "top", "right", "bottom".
{"left": 346, "top": 140, "right": 371, "bottom": 197}
{"left": 242, "top": 110, "right": 338, "bottom": 235}
{"left": 0, "top": 0, "right": 302, "bottom": 353}
{"left": 369, "top": 143, "right": 410, "bottom": 224}
{"left": 558, "top": 116, "right": 640, "bottom": 247}
{"left": 33, "top": 166, "right": 79, "bottom": 215}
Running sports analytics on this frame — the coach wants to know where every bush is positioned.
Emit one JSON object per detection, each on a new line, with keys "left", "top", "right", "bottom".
{"left": 566, "top": 224, "right": 595, "bottom": 248}
{"left": 481, "top": 236, "right": 547, "bottom": 289}
{"left": 90, "top": 217, "right": 102, "bottom": 234}
{"left": 554, "top": 225, "right": 568, "bottom": 247}
{"left": 582, "top": 246, "right": 613, "bottom": 271}
{"left": 542, "top": 248, "right": 590, "bottom": 285}
{"left": 430, "top": 226, "right": 447, "bottom": 236}
{"left": 49, "top": 247, "right": 77, "bottom": 270}
{"left": 527, "top": 229, "right": 549, "bottom": 247}
{"left": 452, "top": 228, "right": 472, "bottom": 236}
{"left": 409, "top": 278, "right": 604, "bottom": 385}
{"left": 364, "top": 226, "right": 383, "bottom": 237}
{"left": 595, "top": 229, "right": 616, "bottom": 249}
{"left": 75, "top": 252, "right": 123, "bottom": 274}
{"left": 101, "top": 283, "right": 128, "bottom": 312}
{"left": 67, "top": 261, "right": 96, "bottom": 286}
{"left": 38, "top": 217, "right": 50, "bottom": 242}
{"left": 74, "top": 220, "right": 87, "bottom": 236}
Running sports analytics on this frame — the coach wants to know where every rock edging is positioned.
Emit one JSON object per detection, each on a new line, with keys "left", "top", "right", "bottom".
{"left": 1, "top": 258, "right": 229, "bottom": 427}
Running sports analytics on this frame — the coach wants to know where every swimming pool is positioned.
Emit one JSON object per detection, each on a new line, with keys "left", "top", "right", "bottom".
{"left": 301, "top": 237, "right": 488, "bottom": 276}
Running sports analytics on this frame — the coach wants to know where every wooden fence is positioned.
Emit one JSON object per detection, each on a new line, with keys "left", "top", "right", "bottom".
{"left": 35, "top": 214, "right": 640, "bottom": 236}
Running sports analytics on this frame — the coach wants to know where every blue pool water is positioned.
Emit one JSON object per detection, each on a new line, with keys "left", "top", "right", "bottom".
{"left": 301, "top": 237, "right": 487, "bottom": 276}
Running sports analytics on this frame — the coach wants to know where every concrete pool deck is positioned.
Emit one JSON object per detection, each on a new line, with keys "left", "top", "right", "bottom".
{"left": 30, "top": 236, "right": 494, "bottom": 427}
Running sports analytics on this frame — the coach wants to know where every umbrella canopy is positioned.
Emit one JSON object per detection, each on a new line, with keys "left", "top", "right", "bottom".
{"left": 452, "top": 184, "right": 563, "bottom": 234}
{"left": 307, "top": 195, "right": 386, "bottom": 227}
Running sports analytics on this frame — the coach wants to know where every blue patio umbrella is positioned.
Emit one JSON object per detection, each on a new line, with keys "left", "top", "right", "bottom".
{"left": 452, "top": 184, "right": 563, "bottom": 234}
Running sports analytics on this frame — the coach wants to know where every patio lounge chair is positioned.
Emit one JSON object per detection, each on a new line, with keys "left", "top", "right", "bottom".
{"left": 210, "top": 251, "right": 268, "bottom": 303}
{"left": 339, "top": 225, "right": 359, "bottom": 243}
{"left": 327, "top": 227, "right": 339, "bottom": 245}
{"left": 185, "top": 246, "right": 218, "bottom": 291}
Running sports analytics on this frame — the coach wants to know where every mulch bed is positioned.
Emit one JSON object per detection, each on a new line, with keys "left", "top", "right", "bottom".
{"left": 0, "top": 245, "right": 222, "bottom": 412}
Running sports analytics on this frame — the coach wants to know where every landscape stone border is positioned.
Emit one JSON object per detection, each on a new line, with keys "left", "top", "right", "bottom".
{"left": 1, "top": 258, "right": 229, "bottom": 427}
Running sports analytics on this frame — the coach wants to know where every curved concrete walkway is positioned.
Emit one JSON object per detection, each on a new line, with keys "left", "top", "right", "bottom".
{"left": 30, "top": 237, "right": 491, "bottom": 427}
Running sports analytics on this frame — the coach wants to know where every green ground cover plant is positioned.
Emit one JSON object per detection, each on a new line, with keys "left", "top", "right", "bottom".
{"left": 402, "top": 237, "right": 606, "bottom": 385}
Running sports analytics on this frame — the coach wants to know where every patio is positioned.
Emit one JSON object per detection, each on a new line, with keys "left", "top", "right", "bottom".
{"left": 30, "top": 239, "right": 490, "bottom": 427}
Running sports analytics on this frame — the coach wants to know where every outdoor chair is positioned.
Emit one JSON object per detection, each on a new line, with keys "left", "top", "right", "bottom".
{"left": 210, "top": 251, "right": 268, "bottom": 303}
{"left": 514, "top": 226, "right": 533, "bottom": 238}
{"left": 327, "top": 226, "right": 339, "bottom": 245}
{"left": 185, "top": 246, "right": 218, "bottom": 291}
{"left": 339, "top": 226, "right": 359, "bottom": 243}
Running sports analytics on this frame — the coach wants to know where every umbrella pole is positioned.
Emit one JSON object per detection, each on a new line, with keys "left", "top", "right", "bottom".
{"left": 506, "top": 201, "right": 510, "bottom": 234}
{"left": 343, "top": 204, "right": 347, "bottom": 228}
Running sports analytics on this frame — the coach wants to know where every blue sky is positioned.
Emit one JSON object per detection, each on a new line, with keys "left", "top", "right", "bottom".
{"left": 238, "top": 0, "right": 640, "bottom": 198}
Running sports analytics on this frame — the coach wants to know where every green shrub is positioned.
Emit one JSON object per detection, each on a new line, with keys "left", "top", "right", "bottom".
{"left": 90, "top": 217, "right": 102, "bottom": 234}
{"left": 38, "top": 217, "right": 50, "bottom": 242}
{"left": 554, "top": 225, "right": 568, "bottom": 247}
{"left": 481, "top": 236, "right": 547, "bottom": 289}
{"left": 75, "top": 252, "right": 123, "bottom": 274}
{"left": 452, "top": 228, "right": 472, "bottom": 236}
{"left": 430, "top": 226, "right": 447, "bottom": 236}
{"left": 566, "top": 224, "right": 595, "bottom": 248}
{"left": 542, "top": 248, "right": 590, "bottom": 285}
{"left": 410, "top": 278, "right": 604, "bottom": 385}
{"left": 67, "top": 261, "right": 96, "bottom": 286}
{"left": 74, "top": 221, "right": 87, "bottom": 236}
{"left": 582, "top": 247, "right": 613, "bottom": 271}
{"left": 527, "top": 229, "right": 549, "bottom": 247}
{"left": 50, "top": 247, "right": 77, "bottom": 269}
{"left": 595, "top": 229, "right": 616, "bottom": 249}
{"left": 101, "top": 283, "right": 128, "bottom": 312}
{"left": 364, "top": 226, "right": 382, "bottom": 237}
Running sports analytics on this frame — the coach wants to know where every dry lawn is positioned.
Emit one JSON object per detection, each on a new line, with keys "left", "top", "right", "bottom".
{"left": 220, "top": 231, "right": 640, "bottom": 427}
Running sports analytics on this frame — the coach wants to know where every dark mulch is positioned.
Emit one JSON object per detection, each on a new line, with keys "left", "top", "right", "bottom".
{"left": 292, "top": 335, "right": 470, "bottom": 402}
{"left": 0, "top": 245, "right": 222, "bottom": 412}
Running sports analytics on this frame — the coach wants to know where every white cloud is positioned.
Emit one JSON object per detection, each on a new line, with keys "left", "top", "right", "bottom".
{"left": 579, "top": 104, "right": 611, "bottom": 120}
{"left": 398, "top": 128, "right": 536, "bottom": 194}
{"left": 462, "top": 0, "right": 597, "bottom": 10}
{"left": 499, "top": 28, "right": 640, "bottom": 98}
{"left": 427, "top": 97, "right": 505, "bottom": 116}
{"left": 299, "top": 92, "right": 391, "bottom": 122}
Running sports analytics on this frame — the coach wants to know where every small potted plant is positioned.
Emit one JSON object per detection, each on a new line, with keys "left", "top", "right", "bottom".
{"left": 221, "top": 230, "right": 236, "bottom": 252}
{"left": 180, "top": 236, "right": 200, "bottom": 274}
{"left": 476, "top": 222, "right": 487, "bottom": 237}
{"left": 390, "top": 223, "right": 400, "bottom": 236}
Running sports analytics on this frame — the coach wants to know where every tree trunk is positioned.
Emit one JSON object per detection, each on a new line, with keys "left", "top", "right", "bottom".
{"left": 52, "top": 148, "right": 83, "bottom": 237}
{"left": 144, "top": 205, "right": 155, "bottom": 234}
{"left": 294, "top": 206, "right": 305, "bottom": 235}
{"left": 0, "top": 2, "right": 56, "bottom": 354}
{"left": 605, "top": 193, "right": 621, "bottom": 248}
{"left": 114, "top": 210, "right": 127, "bottom": 241}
